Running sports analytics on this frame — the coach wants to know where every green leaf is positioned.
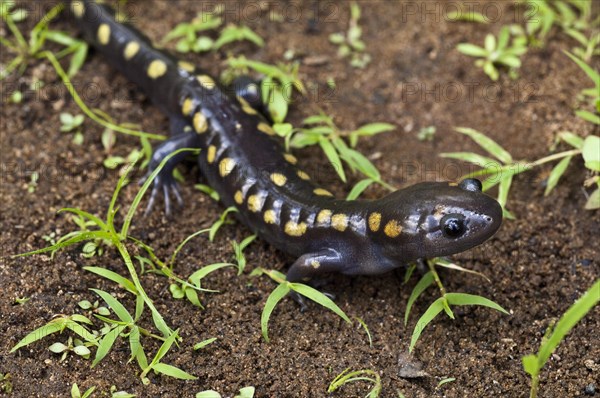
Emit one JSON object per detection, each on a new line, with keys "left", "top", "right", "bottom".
{"left": 564, "top": 51, "right": 599, "bottom": 86}
{"left": 454, "top": 127, "right": 513, "bottom": 163}
{"left": 346, "top": 178, "right": 374, "bottom": 200}
{"left": 188, "top": 263, "right": 235, "bottom": 286}
{"left": 152, "top": 363, "right": 197, "bottom": 380}
{"left": 544, "top": 156, "right": 572, "bottom": 196}
{"left": 404, "top": 271, "right": 434, "bottom": 325}
{"left": 582, "top": 135, "right": 600, "bottom": 171}
{"left": 261, "top": 283, "right": 290, "bottom": 342}
{"left": 576, "top": 110, "right": 600, "bottom": 125}
{"left": 11, "top": 319, "right": 66, "bottom": 352}
{"left": 409, "top": 297, "right": 445, "bottom": 352}
{"left": 446, "top": 10, "right": 488, "bottom": 23}
{"left": 456, "top": 43, "right": 488, "bottom": 57}
{"left": 585, "top": 188, "right": 600, "bottom": 210}
{"left": 319, "top": 137, "right": 346, "bottom": 182}
{"left": 445, "top": 293, "right": 509, "bottom": 314}
{"left": 83, "top": 267, "right": 137, "bottom": 294}
{"left": 193, "top": 337, "right": 217, "bottom": 350}
{"left": 439, "top": 152, "right": 498, "bottom": 167}
{"left": 522, "top": 279, "right": 599, "bottom": 376}
{"left": 235, "top": 386, "right": 256, "bottom": 398}
{"left": 289, "top": 283, "right": 351, "bottom": 323}
{"left": 91, "top": 289, "right": 133, "bottom": 323}
{"left": 558, "top": 131, "right": 584, "bottom": 149}
{"left": 484, "top": 33, "right": 496, "bottom": 52}
{"left": 92, "top": 324, "right": 126, "bottom": 367}
{"left": 196, "top": 391, "right": 222, "bottom": 398}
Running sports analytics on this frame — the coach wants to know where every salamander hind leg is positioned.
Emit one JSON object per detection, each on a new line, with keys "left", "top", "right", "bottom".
{"left": 143, "top": 121, "right": 203, "bottom": 216}
{"left": 286, "top": 249, "right": 345, "bottom": 311}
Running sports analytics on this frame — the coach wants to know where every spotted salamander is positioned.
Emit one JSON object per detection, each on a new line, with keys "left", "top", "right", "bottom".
{"left": 69, "top": 1, "right": 502, "bottom": 290}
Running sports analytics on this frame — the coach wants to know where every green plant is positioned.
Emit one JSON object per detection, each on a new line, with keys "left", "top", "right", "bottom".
{"left": 0, "top": 2, "right": 87, "bottom": 79}
{"left": 213, "top": 24, "right": 264, "bottom": 50}
{"left": 404, "top": 258, "right": 508, "bottom": 352}
{"left": 224, "top": 55, "right": 305, "bottom": 124}
{"left": 288, "top": 113, "right": 396, "bottom": 198}
{"left": 60, "top": 112, "right": 85, "bottom": 144}
{"left": 11, "top": 150, "right": 204, "bottom": 383}
{"left": 231, "top": 234, "right": 257, "bottom": 274}
{"left": 328, "top": 368, "right": 382, "bottom": 398}
{"left": 329, "top": 2, "right": 372, "bottom": 68}
{"left": 0, "top": 373, "right": 13, "bottom": 394}
{"left": 161, "top": 9, "right": 223, "bottom": 53}
{"left": 71, "top": 383, "right": 96, "bottom": 398}
{"left": 441, "top": 125, "right": 600, "bottom": 212}
{"left": 519, "top": 0, "right": 599, "bottom": 46}
{"left": 49, "top": 336, "right": 92, "bottom": 361}
{"left": 196, "top": 386, "right": 255, "bottom": 398}
{"left": 522, "top": 279, "right": 599, "bottom": 398}
{"left": 250, "top": 268, "right": 350, "bottom": 342}
{"left": 457, "top": 25, "right": 528, "bottom": 81}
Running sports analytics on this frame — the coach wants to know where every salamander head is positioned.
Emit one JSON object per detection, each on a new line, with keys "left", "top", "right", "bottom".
{"left": 376, "top": 179, "right": 502, "bottom": 262}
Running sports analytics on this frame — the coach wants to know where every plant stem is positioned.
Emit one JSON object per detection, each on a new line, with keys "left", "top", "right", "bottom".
{"left": 427, "top": 260, "right": 447, "bottom": 296}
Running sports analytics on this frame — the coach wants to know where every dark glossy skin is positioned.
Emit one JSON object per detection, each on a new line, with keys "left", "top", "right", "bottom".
{"left": 70, "top": 1, "right": 502, "bottom": 284}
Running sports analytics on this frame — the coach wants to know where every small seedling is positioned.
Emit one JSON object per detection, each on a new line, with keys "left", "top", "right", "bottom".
{"left": 193, "top": 337, "right": 217, "bottom": 350}
{"left": 354, "top": 316, "right": 373, "bottom": 347}
{"left": 196, "top": 387, "right": 255, "bottom": 398}
{"left": 0, "top": 373, "right": 13, "bottom": 394}
{"left": 231, "top": 234, "right": 257, "bottom": 274}
{"left": 59, "top": 112, "right": 85, "bottom": 144}
{"left": 0, "top": 2, "right": 88, "bottom": 80}
{"left": 289, "top": 112, "right": 395, "bottom": 197}
{"left": 522, "top": 279, "right": 599, "bottom": 398}
{"left": 109, "top": 385, "right": 136, "bottom": 398}
{"left": 224, "top": 55, "right": 305, "bottom": 124}
{"left": 78, "top": 299, "right": 110, "bottom": 316}
{"left": 14, "top": 296, "right": 30, "bottom": 305}
{"left": 213, "top": 24, "right": 264, "bottom": 50}
{"left": 71, "top": 384, "right": 95, "bottom": 398}
{"left": 27, "top": 171, "right": 39, "bottom": 193}
{"left": 416, "top": 126, "right": 436, "bottom": 142}
{"left": 161, "top": 9, "right": 223, "bottom": 53}
{"left": 328, "top": 368, "right": 382, "bottom": 398}
{"left": 49, "top": 336, "right": 92, "bottom": 361}
{"left": 457, "top": 25, "right": 528, "bottom": 81}
{"left": 251, "top": 268, "right": 350, "bottom": 342}
{"left": 404, "top": 258, "right": 507, "bottom": 352}
{"left": 329, "top": 2, "right": 372, "bottom": 68}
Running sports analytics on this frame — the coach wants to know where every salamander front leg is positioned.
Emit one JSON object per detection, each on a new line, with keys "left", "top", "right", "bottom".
{"left": 143, "top": 131, "right": 202, "bottom": 216}
{"left": 286, "top": 249, "right": 344, "bottom": 311}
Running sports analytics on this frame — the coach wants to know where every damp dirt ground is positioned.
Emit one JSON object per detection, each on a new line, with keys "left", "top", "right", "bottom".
{"left": 1, "top": 1, "right": 598, "bottom": 397}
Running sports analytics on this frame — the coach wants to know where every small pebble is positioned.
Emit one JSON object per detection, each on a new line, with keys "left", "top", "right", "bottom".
{"left": 584, "top": 384, "right": 596, "bottom": 396}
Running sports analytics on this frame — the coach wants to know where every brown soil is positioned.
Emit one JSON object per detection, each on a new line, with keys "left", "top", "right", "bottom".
{"left": 1, "top": 1, "right": 598, "bottom": 397}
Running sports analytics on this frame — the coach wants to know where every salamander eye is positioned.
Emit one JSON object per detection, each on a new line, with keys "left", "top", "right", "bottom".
{"left": 441, "top": 214, "right": 466, "bottom": 238}
{"left": 459, "top": 178, "right": 482, "bottom": 192}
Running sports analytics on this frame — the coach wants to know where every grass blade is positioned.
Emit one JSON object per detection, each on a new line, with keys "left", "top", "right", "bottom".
{"left": 454, "top": 127, "right": 513, "bottom": 164}
{"left": 91, "top": 288, "right": 133, "bottom": 323}
{"left": 404, "top": 271, "right": 434, "bottom": 325}
{"left": 261, "top": 283, "right": 290, "bottom": 342}
{"left": 409, "top": 297, "right": 445, "bottom": 352}
{"left": 544, "top": 156, "right": 572, "bottom": 196}
{"left": 289, "top": 283, "right": 351, "bottom": 323}
{"left": 152, "top": 363, "right": 197, "bottom": 380}
{"left": 83, "top": 266, "right": 137, "bottom": 294}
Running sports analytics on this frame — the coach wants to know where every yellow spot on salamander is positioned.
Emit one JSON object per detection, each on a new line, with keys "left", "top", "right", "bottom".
{"left": 297, "top": 170, "right": 310, "bottom": 180}
{"left": 237, "top": 96, "right": 257, "bottom": 115}
{"left": 147, "top": 59, "right": 167, "bottom": 79}
{"left": 197, "top": 75, "right": 215, "bottom": 90}
{"left": 310, "top": 260, "right": 320, "bottom": 269}
{"left": 219, "top": 158, "right": 236, "bottom": 177}
{"left": 247, "top": 195, "right": 265, "bottom": 212}
{"left": 178, "top": 61, "right": 195, "bottom": 72}
{"left": 368, "top": 212, "right": 381, "bottom": 232}
{"left": 207, "top": 145, "right": 217, "bottom": 164}
{"left": 234, "top": 190, "right": 244, "bottom": 205}
{"left": 331, "top": 214, "right": 348, "bottom": 232}
{"left": 193, "top": 112, "right": 208, "bottom": 133}
{"left": 284, "top": 153, "right": 297, "bottom": 164}
{"left": 264, "top": 209, "right": 277, "bottom": 224}
{"left": 71, "top": 1, "right": 85, "bottom": 18}
{"left": 284, "top": 221, "right": 307, "bottom": 237}
{"left": 182, "top": 98, "right": 193, "bottom": 116}
{"left": 384, "top": 220, "right": 402, "bottom": 238}
{"left": 270, "top": 173, "right": 287, "bottom": 187}
{"left": 257, "top": 122, "right": 276, "bottom": 136}
{"left": 317, "top": 209, "right": 332, "bottom": 224}
{"left": 314, "top": 188, "right": 333, "bottom": 197}
{"left": 123, "top": 41, "right": 140, "bottom": 60}
{"left": 98, "top": 24, "right": 111, "bottom": 45}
